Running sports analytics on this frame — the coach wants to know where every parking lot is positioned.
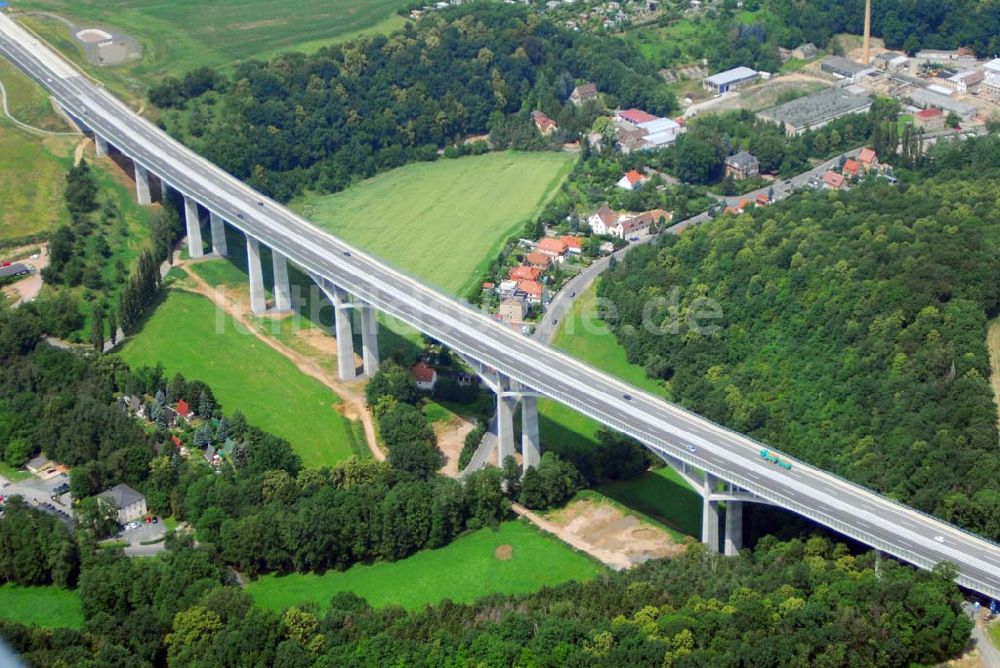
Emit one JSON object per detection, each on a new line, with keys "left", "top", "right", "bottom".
{"left": 0, "top": 472, "right": 74, "bottom": 526}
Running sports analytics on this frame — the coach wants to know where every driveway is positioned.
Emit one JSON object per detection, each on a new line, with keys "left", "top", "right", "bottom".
{"left": 117, "top": 519, "right": 168, "bottom": 557}
{"left": 0, "top": 473, "right": 73, "bottom": 526}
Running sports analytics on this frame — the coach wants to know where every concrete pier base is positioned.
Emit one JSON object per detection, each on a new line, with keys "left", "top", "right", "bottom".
{"left": 95, "top": 135, "right": 108, "bottom": 157}
{"left": 724, "top": 501, "right": 743, "bottom": 556}
{"left": 332, "top": 288, "right": 356, "bottom": 381}
{"left": 359, "top": 305, "right": 380, "bottom": 377}
{"left": 271, "top": 251, "right": 291, "bottom": 312}
{"left": 246, "top": 236, "right": 266, "bottom": 314}
{"left": 210, "top": 212, "right": 227, "bottom": 257}
{"left": 134, "top": 164, "right": 151, "bottom": 205}
{"left": 521, "top": 395, "right": 540, "bottom": 470}
{"left": 184, "top": 196, "right": 204, "bottom": 259}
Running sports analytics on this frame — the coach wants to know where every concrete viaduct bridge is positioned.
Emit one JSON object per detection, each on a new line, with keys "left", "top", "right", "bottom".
{"left": 2, "top": 13, "right": 998, "bottom": 600}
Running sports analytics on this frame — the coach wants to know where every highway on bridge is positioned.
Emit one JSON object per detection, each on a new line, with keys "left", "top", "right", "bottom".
{"left": 2, "top": 13, "right": 998, "bottom": 599}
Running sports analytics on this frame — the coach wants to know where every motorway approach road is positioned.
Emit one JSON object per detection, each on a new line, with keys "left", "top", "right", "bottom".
{"left": 2, "top": 12, "right": 1000, "bottom": 599}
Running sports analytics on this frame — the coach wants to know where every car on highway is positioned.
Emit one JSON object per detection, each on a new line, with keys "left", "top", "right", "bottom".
{"left": 934, "top": 535, "right": 945, "bottom": 543}
{"left": 343, "top": 251, "right": 351, "bottom": 257}
{"left": 686, "top": 444, "right": 697, "bottom": 454}
{"left": 570, "top": 291, "right": 576, "bottom": 297}
{"left": 622, "top": 393, "right": 632, "bottom": 401}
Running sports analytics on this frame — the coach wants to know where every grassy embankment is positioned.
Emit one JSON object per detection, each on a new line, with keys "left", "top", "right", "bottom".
{"left": 0, "top": 59, "right": 75, "bottom": 244}
{"left": 246, "top": 520, "right": 603, "bottom": 612}
{"left": 119, "top": 290, "right": 359, "bottom": 468}
{"left": 0, "top": 584, "right": 83, "bottom": 629}
{"left": 541, "top": 284, "right": 702, "bottom": 538}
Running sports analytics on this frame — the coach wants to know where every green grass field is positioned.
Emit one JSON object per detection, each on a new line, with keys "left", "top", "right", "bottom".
{"left": 246, "top": 520, "right": 603, "bottom": 612}
{"left": 0, "top": 61, "right": 75, "bottom": 243}
{"left": 118, "top": 290, "right": 356, "bottom": 468}
{"left": 0, "top": 584, "right": 83, "bottom": 629}
{"left": 293, "top": 152, "right": 576, "bottom": 295}
{"left": 16, "top": 0, "right": 410, "bottom": 84}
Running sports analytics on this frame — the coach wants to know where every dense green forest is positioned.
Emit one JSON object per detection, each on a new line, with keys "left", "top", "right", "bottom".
{"left": 598, "top": 136, "right": 1000, "bottom": 540}
{"left": 150, "top": 4, "right": 673, "bottom": 201}
{"left": 0, "top": 536, "right": 971, "bottom": 666}
{"left": 764, "top": 0, "right": 1000, "bottom": 56}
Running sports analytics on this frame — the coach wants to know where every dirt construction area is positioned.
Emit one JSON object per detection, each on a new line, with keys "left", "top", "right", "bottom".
{"left": 546, "top": 498, "right": 688, "bottom": 569}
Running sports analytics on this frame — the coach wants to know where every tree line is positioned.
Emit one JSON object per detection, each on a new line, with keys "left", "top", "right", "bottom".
{"left": 598, "top": 140, "right": 1000, "bottom": 540}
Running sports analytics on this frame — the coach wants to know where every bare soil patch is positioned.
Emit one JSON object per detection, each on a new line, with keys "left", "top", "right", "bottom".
{"left": 547, "top": 498, "right": 687, "bottom": 567}
{"left": 436, "top": 415, "right": 477, "bottom": 477}
{"left": 986, "top": 319, "right": 1000, "bottom": 432}
{"left": 494, "top": 545, "right": 513, "bottom": 560}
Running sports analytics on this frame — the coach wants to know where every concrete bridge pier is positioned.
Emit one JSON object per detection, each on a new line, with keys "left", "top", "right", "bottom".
{"left": 331, "top": 287, "right": 357, "bottom": 381}
{"left": 702, "top": 473, "right": 720, "bottom": 551}
{"left": 271, "top": 251, "right": 292, "bottom": 312}
{"left": 245, "top": 235, "right": 266, "bottom": 315}
{"left": 521, "top": 395, "right": 540, "bottom": 470}
{"left": 724, "top": 500, "right": 743, "bottom": 556}
{"left": 209, "top": 212, "right": 227, "bottom": 257}
{"left": 497, "top": 381, "right": 517, "bottom": 465}
{"left": 94, "top": 135, "right": 108, "bottom": 157}
{"left": 183, "top": 196, "right": 204, "bottom": 259}
{"left": 134, "top": 163, "right": 151, "bottom": 205}
{"left": 359, "top": 304, "right": 380, "bottom": 376}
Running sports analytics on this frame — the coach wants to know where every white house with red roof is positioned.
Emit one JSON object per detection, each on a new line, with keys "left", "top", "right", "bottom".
{"left": 822, "top": 170, "right": 846, "bottom": 190}
{"left": 616, "top": 170, "right": 648, "bottom": 190}
{"left": 560, "top": 235, "right": 583, "bottom": 255}
{"left": 531, "top": 110, "right": 557, "bottom": 136}
{"left": 614, "top": 109, "right": 683, "bottom": 152}
{"left": 412, "top": 362, "right": 437, "bottom": 391}
{"left": 858, "top": 147, "right": 879, "bottom": 172}
{"left": 536, "top": 237, "right": 568, "bottom": 257}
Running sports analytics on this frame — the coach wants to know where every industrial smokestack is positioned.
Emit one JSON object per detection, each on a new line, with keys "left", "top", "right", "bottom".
{"left": 863, "top": 0, "right": 872, "bottom": 63}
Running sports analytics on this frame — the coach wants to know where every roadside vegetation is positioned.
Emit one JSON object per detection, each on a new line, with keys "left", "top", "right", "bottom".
{"left": 246, "top": 520, "right": 601, "bottom": 612}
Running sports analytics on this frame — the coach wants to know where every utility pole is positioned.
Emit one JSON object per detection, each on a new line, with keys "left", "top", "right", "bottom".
{"left": 863, "top": 0, "right": 872, "bottom": 64}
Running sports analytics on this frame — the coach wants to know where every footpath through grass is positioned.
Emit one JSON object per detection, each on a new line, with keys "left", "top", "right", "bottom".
{"left": 0, "top": 60, "right": 75, "bottom": 243}
{"left": 246, "top": 520, "right": 603, "bottom": 612}
{"left": 294, "top": 152, "right": 576, "bottom": 296}
{"left": 119, "top": 290, "right": 356, "bottom": 468}
{"left": 0, "top": 585, "right": 82, "bottom": 629}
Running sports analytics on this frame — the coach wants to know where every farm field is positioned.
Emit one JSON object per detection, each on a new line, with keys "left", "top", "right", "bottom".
{"left": 14, "top": 0, "right": 411, "bottom": 82}
{"left": 119, "top": 290, "right": 357, "bottom": 468}
{"left": 246, "top": 520, "right": 603, "bottom": 612}
{"left": 0, "top": 585, "right": 83, "bottom": 629}
{"left": 293, "top": 152, "right": 576, "bottom": 296}
{"left": 0, "top": 60, "right": 75, "bottom": 243}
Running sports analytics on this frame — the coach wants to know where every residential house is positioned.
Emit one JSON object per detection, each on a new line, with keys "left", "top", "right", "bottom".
{"left": 510, "top": 265, "right": 541, "bottom": 282}
{"left": 536, "top": 237, "right": 567, "bottom": 258}
{"left": 913, "top": 107, "right": 945, "bottom": 131}
{"left": 176, "top": 399, "right": 192, "bottom": 419}
{"left": 703, "top": 66, "right": 759, "bottom": 94}
{"left": 616, "top": 170, "right": 648, "bottom": 190}
{"left": 822, "top": 170, "right": 846, "bottom": 190}
{"left": 842, "top": 158, "right": 861, "bottom": 178}
{"left": 498, "top": 279, "right": 518, "bottom": 297}
{"left": 724, "top": 151, "right": 759, "bottom": 180}
{"left": 560, "top": 235, "right": 584, "bottom": 255}
{"left": 617, "top": 109, "right": 659, "bottom": 127}
{"left": 517, "top": 280, "right": 544, "bottom": 304}
{"left": 204, "top": 445, "right": 221, "bottom": 466}
{"left": 587, "top": 204, "right": 622, "bottom": 236}
{"left": 531, "top": 110, "right": 557, "bottom": 136}
{"left": 569, "top": 82, "right": 599, "bottom": 106}
{"left": 526, "top": 251, "right": 551, "bottom": 270}
{"left": 481, "top": 281, "right": 495, "bottom": 293}
{"left": 498, "top": 298, "right": 525, "bottom": 324}
{"left": 98, "top": 483, "right": 147, "bottom": 524}
{"left": 614, "top": 110, "right": 683, "bottom": 152}
{"left": 858, "top": 147, "right": 879, "bottom": 172}
{"left": 755, "top": 192, "right": 770, "bottom": 207}
{"left": 412, "top": 362, "right": 438, "bottom": 391}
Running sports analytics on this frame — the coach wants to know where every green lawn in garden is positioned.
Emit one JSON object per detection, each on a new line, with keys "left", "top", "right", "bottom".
{"left": 0, "top": 584, "right": 83, "bottom": 629}
{"left": 246, "top": 520, "right": 603, "bottom": 612}
{"left": 119, "top": 290, "right": 355, "bottom": 467}
{"left": 293, "top": 152, "right": 576, "bottom": 296}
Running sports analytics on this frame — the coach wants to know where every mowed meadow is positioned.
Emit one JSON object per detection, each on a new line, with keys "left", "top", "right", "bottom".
{"left": 15, "top": 0, "right": 410, "bottom": 80}
{"left": 294, "top": 152, "right": 576, "bottom": 295}
{"left": 119, "top": 290, "right": 359, "bottom": 468}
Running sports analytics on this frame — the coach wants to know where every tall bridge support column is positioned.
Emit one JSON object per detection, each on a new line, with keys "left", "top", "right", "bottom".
{"left": 183, "top": 196, "right": 204, "bottom": 259}
{"left": 134, "top": 164, "right": 151, "bottom": 205}
{"left": 702, "top": 473, "right": 720, "bottom": 552}
{"left": 94, "top": 135, "right": 108, "bottom": 157}
{"left": 271, "top": 251, "right": 292, "bottom": 312}
{"left": 497, "top": 384, "right": 517, "bottom": 465}
{"left": 245, "top": 236, "right": 266, "bottom": 315}
{"left": 724, "top": 501, "right": 743, "bottom": 556}
{"left": 209, "top": 213, "right": 227, "bottom": 257}
{"left": 359, "top": 304, "right": 380, "bottom": 377}
{"left": 521, "top": 395, "right": 540, "bottom": 470}
{"left": 331, "top": 288, "right": 356, "bottom": 381}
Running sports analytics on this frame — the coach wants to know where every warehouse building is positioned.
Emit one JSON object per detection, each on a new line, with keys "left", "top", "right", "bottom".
{"left": 703, "top": 66, "right": 759, "bottom": 94}
{"left": 905, "top": 87, "right": 977, "bottom": 120}
{"left": 757, "top": 87, "right": 872, "bottom": 136}
{"left": 820, "top": 56, "right": 873, "bottom": 82}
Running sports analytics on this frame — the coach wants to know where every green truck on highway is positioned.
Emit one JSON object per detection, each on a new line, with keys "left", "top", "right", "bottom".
{"left": 760, "top": 449, "right": 792, "bottom": 470}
